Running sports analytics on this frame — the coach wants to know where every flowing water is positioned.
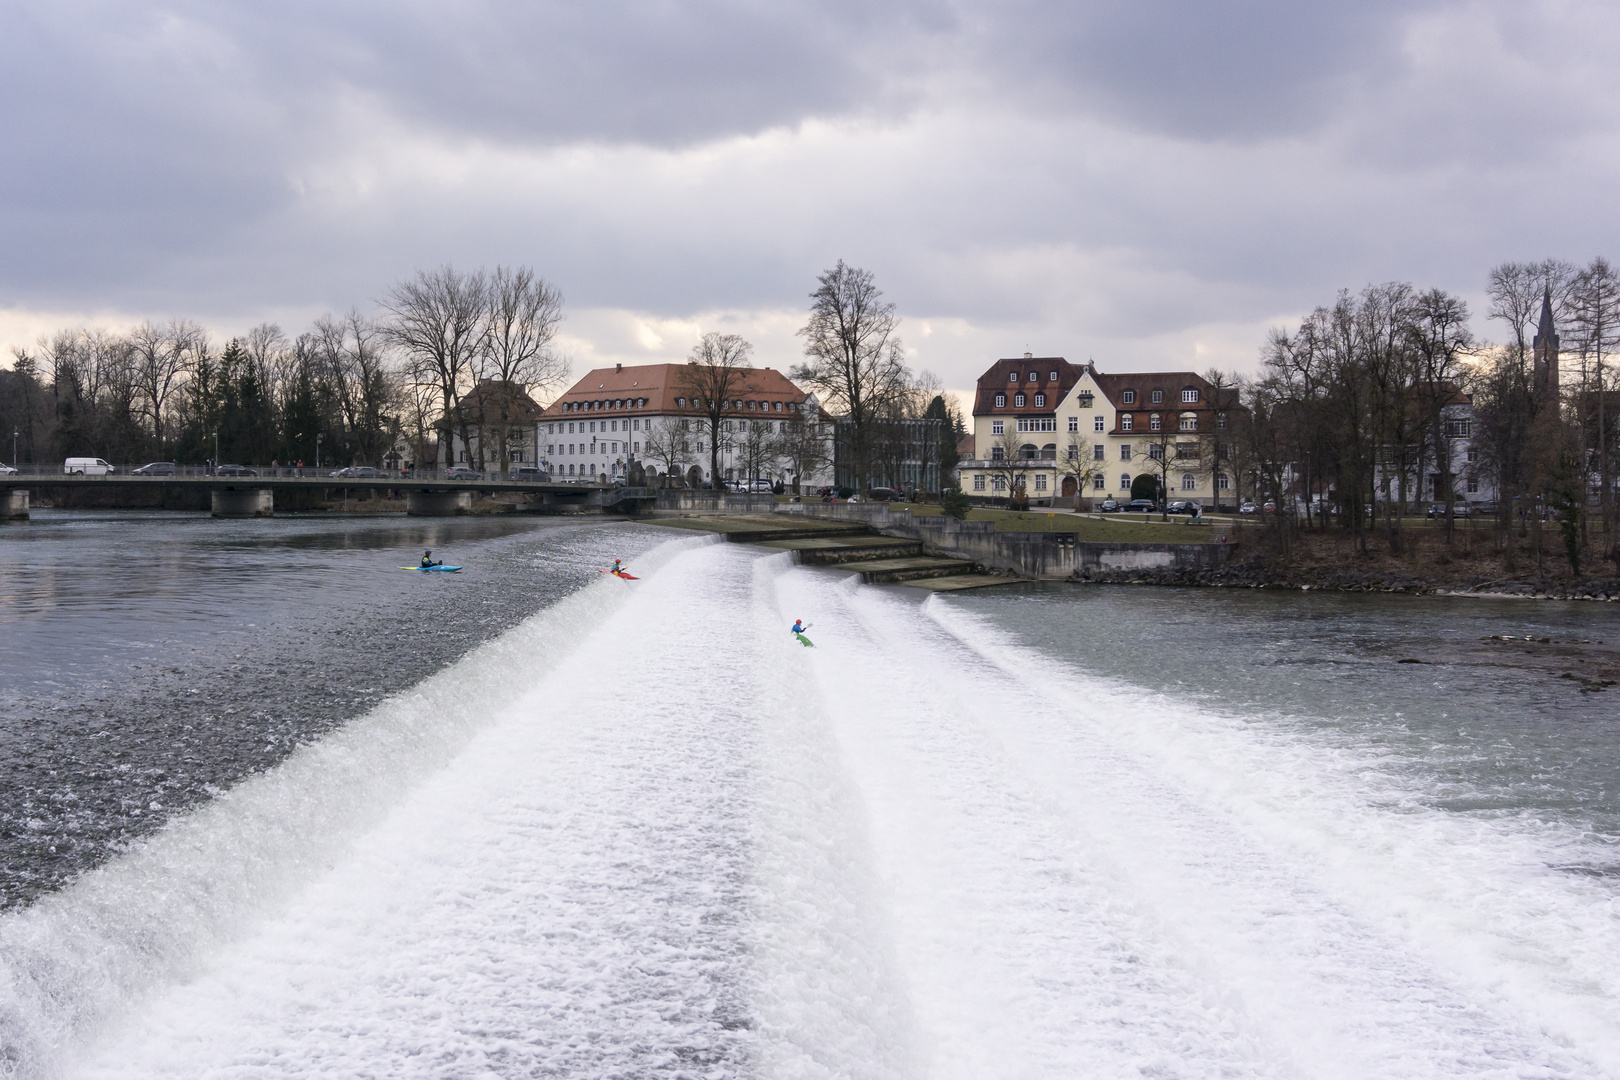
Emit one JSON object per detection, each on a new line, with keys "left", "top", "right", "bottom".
{"left": 2, "top": 517, "right": 1619, "bottom": 1078}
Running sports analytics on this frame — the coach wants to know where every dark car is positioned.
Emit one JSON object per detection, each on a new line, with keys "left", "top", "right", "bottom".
{"left": 330, "top": 466, "right": 384, "bottom": 478}
{"left": 1098, "top": 498, "right": 1121, "bottom": 513}
{"left": 445, "top": 466, "right": 483, "bottom": 480}
{"left": 1166, "top": 500, "right": 1197, "bottom": 515}
{"left": 867, "top": 487, "right": 905, "bottom": 502}
{"left": 1426, "top": 502, "right": 1472, "bottom": 518}
{"left": 132, "top": 462, "right": 176, "bottom": 476}
{"left": 1124, "top": 499, "right": 1158, "bottom": 513}
{"left": 215, "top": 464, "right": 258, "bottom": 477}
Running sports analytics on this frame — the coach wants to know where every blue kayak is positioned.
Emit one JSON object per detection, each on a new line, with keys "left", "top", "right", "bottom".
{"left": 401, "top": 565, "right": 463, "bottom": 573}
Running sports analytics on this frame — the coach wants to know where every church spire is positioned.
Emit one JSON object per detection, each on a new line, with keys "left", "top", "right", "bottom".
{"left": 1533, "top": 286, "right": 1559, "bottom": 398}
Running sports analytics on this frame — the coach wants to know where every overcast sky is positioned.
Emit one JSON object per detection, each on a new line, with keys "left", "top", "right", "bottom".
{"left": 3, "top": 0, "right": 1618, "bottom": 401}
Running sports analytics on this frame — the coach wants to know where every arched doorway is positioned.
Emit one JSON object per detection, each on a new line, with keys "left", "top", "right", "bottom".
{"left": 1061, "top": 476, "right": 1077, "bottom": 498}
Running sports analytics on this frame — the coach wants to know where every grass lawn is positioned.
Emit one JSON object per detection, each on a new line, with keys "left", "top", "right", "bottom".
{"left": 879, "top": 504, "right": 1221, "bottom": 543}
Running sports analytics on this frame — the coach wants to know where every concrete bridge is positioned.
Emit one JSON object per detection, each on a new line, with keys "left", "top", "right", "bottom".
{"left": 0, "top": 467, "right": 652, "bottom": 519}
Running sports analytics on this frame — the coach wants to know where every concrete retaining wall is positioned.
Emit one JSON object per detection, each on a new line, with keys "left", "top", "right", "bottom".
{"left": 654, "top": 491, "right": 776, "bottom": 515}
{"left": 774, "top": 503, "right": 1231, "bottom": 580}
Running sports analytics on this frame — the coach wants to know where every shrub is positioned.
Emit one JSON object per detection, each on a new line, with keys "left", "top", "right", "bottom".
{"left": 940, "top": 486, "right": 971, "bottom": 520}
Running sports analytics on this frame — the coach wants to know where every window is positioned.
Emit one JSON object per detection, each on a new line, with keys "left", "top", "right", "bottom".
{"left": 1467, "top": 446, "right": 1479, "bottom": 463}
{"left": 991, "top": 446, "right": 1005, "bottom": 461}
{"left": 974, "top": 473, "right": 986, "bottom": 491}
{"left": 1028, "top": 372, "right": 1038, "bottom": 382}
{"left": 1033, "top": 393, "right": 1045, "bottom": 407}
{"left": 611, "top": 420, "right": 618, "bottom": 432}
{"left": 1041, "top": 443, "right": 1057, "bottom": 460}
{"left": 1068, "top": 416, "right": 1079, "bottom": 432}
{"left": 1467, "top": 477, "right": 1480, "bottom": 493}
{"left": 1093, "top": 443, "right": 1104, "bottom": 461}
{"left": 1049, "top": 371, "right": 1058, "bottom": 382}
{"left": 1092, "top": 475, "right": 1105, "bottom": 490}
{"left": 995, "top": 393, "right": 1006, "bottom": 408}
{"left": 1217, "top": 413, "right": 1227, "bottom": 430}
{"left": 1009, "top": 372, "right": 1018, "bottom": 383}
{"left": 1120, "top": 445, "right": 1131, "bottom": 461}
{"left": 1179, "top": 415, "right": 1197, "bottom": 431}
{"left": 1017, "top": 417, "right": 1056, "bottom": 432}
{"left": 1182, "top": 473, "right": 1197, "bottom": 491}
{"left": 1445, "top": 419, "right": 1473, "bottom": 438}
{"left": 748, "top": 401, "right": 757, "bottom": 411}
{"left": 1176, "top": 443, "right": 1198, "bottom": 460}
{"left": 773, "top": 401, "right": 781, "bottom": 411}
{"left": 1015, "top": 393, "right": 1026, "bottom": 407}
{"left": 1067, "top": 444, "right": 1079, "bottom": 460}
{"left": 1094, "top": 416, "right": 1105, "bottom": 432}
{"left": 1120, "top": 473, "right": 1132, "bottom": 489}
{"left": 1121, "top": 415, "right": 1134, "bottom": 431}
{"left": 589, "top": 421, "right": 596, "bottom": 433}
{"left": 1034, "top": 474, "right": 1047, "bottom": 491}
{"left": 1149, "top": 414, "right": 1162, "bottom": 431}
{"left": 1182, "top": 388, "right": 1200, "bottom": 403}
{"left": 633, "top": 442, "right": 640, "bottom": 453}
{"left": 993, "top": 475, "right": 1007, "bottom": 491}
{"left": 1019, "top": 443, "right": 1038, "bottom": 460}
{"left": 1151, "top": 389, "right": 1164, "bottom": 403}
{"left": 1122, "top": 390, "right": 1136, "bottom": 404}
{"left": 992, "top": 419, "right": 1005, "bottom": 434}
{"left": 1217, "top": 472, "right": 1230, "bottom": 490}
{"left": 1149, "top": 444, "right": 1163, "bottom": 460}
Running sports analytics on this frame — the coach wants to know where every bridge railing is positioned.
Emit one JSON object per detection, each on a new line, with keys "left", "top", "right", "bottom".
{"left": 0, "top": 462, "right": 595, "bottom": 484}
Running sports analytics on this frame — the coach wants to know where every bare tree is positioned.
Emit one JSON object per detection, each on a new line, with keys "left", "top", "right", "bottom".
{"left": 642, "top": 415, "right": 692, "bottom": 484}
{"left": 989, "top": 424, "right": 1031, "bottom": 506}
{"left": 793, "top": 261, "right": 910, "bottom": 493}
{"left": 380, "top": 266, "right": 488, "bottom": 470}
{"left": 678, "top": 332, "right": 753, "bottom": 488}
{"left": 737, "top": 417, "right": 777, "bottom": 488}
{"left": 1058, "top": 430, "right": 1102, "bottom": 509}
{"left": 1569, "top": 258, "right": 1620, "bottom": 541}
{"left": 479, "top": 267, "right": 568, "bottom": 475}
{"left": 773, "top": 409, "right": 832, "bottom": 494}
{"left": 129, "top": 320, "right": 202, "bottom": 454}
{"left": 1407, "top": 288, "right": 1476, "bottom": 543}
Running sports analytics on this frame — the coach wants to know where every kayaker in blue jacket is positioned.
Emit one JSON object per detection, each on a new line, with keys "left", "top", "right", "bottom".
{"left": 421, "top": 550, "right": 440, "bottom": 568}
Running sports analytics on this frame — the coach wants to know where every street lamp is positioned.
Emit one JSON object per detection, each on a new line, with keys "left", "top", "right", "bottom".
{"left": 316, "top": 433, "right": 323, "bottom": 469}
{"left": 212, "top": 431, "right": 218, "bottom": 472}
{"left": 11, "top": 430, "right": 17, "bottom": 467}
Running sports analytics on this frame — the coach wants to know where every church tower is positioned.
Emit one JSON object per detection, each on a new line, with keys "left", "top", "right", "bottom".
{"left": 1533, "top": 287, "right": 1559, "bottom": 399}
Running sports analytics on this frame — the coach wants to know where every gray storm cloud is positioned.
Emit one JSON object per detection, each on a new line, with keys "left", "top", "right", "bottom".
{"left": 1, "top": 0, "right": 1618, "bottom": 380}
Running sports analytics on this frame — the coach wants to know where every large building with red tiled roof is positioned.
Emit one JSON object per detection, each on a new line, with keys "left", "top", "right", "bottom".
{"left": 538, "top": 362, "right": 834, "bottom": 486}
{"left": 959, "top": 353, "right": 1236, "bottom": 508}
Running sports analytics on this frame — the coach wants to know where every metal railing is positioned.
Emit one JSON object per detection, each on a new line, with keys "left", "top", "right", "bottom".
{"left": 0, "top": 462, "right": 591, "bottom": 485}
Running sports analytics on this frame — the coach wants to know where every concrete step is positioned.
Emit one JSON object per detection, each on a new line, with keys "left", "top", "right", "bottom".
{"left": 839, "top": 555, "right": 977, "bottom": 584}
{"left": 719, "top": 523, "right": 875, "bottom": 542}
{"left": 903, "top": 573, "right": 1023, "bottom": 592}
{"left": 769, "top": 537, "right": 925, "bottom": 565}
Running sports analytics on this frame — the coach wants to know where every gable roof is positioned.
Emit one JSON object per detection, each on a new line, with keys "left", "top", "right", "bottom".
{"left": 442, "top": 380, "right": 545, "bottom": 426}
{"left": 972, "top": 356, "right": 1084, "bottom": 415}
{"left": 547, "top": 362, "right": 809, "bottom": 417}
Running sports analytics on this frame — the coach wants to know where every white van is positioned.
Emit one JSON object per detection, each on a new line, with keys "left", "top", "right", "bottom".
{"left": 64, "top": 457, "right": 115, "bottom": 475}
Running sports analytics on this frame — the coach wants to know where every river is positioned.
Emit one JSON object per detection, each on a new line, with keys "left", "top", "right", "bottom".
{"left": 1, "top": 513, "right": 1617, "bottom": 1078}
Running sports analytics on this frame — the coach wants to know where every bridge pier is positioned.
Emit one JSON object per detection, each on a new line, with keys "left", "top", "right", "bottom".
{"left": 407, "top": 490, "right": 474, "bottom": 516}
{"left": 211, "top": 488, "right": 274, "bottom": 518}
{"left": 0, "top": 489, "right": 28, "bottom": 520}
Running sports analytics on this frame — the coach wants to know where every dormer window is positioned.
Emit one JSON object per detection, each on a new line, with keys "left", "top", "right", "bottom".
{"left": 1182, "top": 387, "right": 1200, "bottom": 403}
{"left": 1121, "top": 414, "right": 1134, "bottom": 431}
{"left": 1122, "top": 389, "right": 1136, "bottom": 404}
{"left": 995, "top": 393, "right": 1006, "bottom": 408}
{"left": 1028, "top": 372, "right": 1038, "bottom": 382}
{"left": 1014, "top": 393, "right": 1026, "bottom": 407}
{"left": 675, "top": 397, "right": 685, "bottom": 408}
{"left": 1150, "top": 414, "right": 1162, "bottom": 431}
{"left": 1033, "top": 393, "right": 1045, "bottom": 407}
{"left": 1009, "top": 372, "right": 1018, "bottom": 383}
{"left": 1151, "top": 389, "right": 1164, "bottom": 403}
{"left": 1049, "top": 371, "right": 1058, "bottom": 381}
{"left": 1078, "top": 392, "right": 1094, "bottom": 407}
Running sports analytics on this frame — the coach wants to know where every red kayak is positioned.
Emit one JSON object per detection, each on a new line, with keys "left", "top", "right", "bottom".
{"left": 598, "top": 568, "right": 640, "bottom": 580}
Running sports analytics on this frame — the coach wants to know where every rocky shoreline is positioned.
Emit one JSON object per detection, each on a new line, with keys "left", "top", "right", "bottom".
{"left": 1069, "top": 560, "right": 1620, "bottom": 601}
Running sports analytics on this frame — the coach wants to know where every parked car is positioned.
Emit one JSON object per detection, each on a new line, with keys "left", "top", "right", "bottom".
{"left": 1263, "top": 500, "right": 1277, "bottom": 513}
{"left": 1166, "top": 500, "right": 1197, "bottom": 515}
{"left": 0, "top": 463, "right": 17, "bottom": 475}
{"left": 745, "top": 478, "right": 775, "bottom": 492}
{"left": 1426, "top": 502, "right": 1472, "bottom": 518}
{"left": 1238, "top": 501, "right": 1259, "bottom": 514}
{"left": 867, "top": 487, "right": 905, "bottom": 501}
{"left": 1098, "top": 498, "right": 1121, "bottom": 513}
{"left": 445, "top": 466, "right": 482, "bottom": 480}
{"left": 329, "top": 466, "right": 383, "bottom": 478}
{"left": 64, "top": 457, "right": 115, "bottom": 475}
{"left": 1124, "top": 498, "right": 1158, "bottom": 513}
{"left": 216, "top": 464, "right": 259, "bottom": 477}
{"left": 509, "top": 466, "right": 550, "bottom": 481}
{"left": 132, "top": 462, "right": 176, "bottom": 476}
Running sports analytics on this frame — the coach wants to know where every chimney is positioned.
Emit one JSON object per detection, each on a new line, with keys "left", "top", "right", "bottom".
{"left": 615, "top": 363, "right": 623, "bottom": 374}
{"left": 1023, "top": 352, "right": 1032, "bottom": 359}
